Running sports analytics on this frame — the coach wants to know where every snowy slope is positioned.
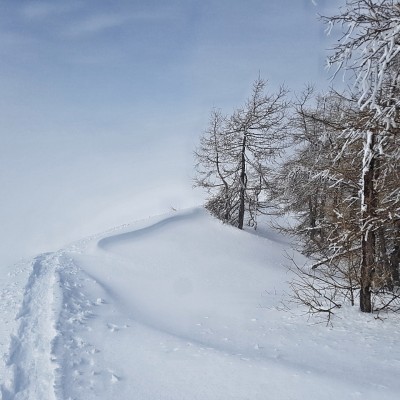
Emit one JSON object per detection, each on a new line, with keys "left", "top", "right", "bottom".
{"left": 1, "top": 208, "right": 400, "bottom": 399}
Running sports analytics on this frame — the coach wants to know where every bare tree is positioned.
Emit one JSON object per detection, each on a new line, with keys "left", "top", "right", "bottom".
{"left": 195, "top": 78, "right": 289, "bottom": 229}
{"left": 194, "top": 109, "right": 234, "bottom": 224}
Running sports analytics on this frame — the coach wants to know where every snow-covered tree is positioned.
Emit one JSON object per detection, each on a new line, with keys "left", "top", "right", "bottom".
{"left": 324, "top": 0, "right": 400, "bottom": 312}
{"left": 272, "top": 89, "right": 363, "bottom": 317}
{"left": 274, "top": 1, "right": 400, "bottom": 317}
{"left": 275, "top": 84, "right": 399, "bottom": 318}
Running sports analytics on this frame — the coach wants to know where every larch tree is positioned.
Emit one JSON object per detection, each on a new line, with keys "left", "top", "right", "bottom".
{"left": 272, "top": 88, "right": 365, "bottom": 318}
{"left": 324, "top": 0, "right": 400, "bottom": 312}
{"left": 274, "top": 84, "right": 399, "bottom": 319}
{"left": 275, "top": 0, "right": 400, "bottom": 318}
{"left": 194, "top": 109, "right": 243, "bottom": 224}
{"left": 194, "top": 78, "right": 289, "bottom": 230}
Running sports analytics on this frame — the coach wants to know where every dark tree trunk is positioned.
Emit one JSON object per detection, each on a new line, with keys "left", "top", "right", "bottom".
{"left": 238, "top": 136, "right": 247, "bottom": 230}
{"left": 308, "top": 196, "right": 316, "bottom": 240}
{"left": 360, "top": 229, "right": 375, "bottom": 312}
{"left": 390, "top": 243, "right": 400, "bottom": 286}
{"left": 360, "top": 133, "right": 376, "bottom": 313}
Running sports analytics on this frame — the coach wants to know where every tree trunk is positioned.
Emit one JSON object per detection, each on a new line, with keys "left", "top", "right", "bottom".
{"left": 360, "top": 229, "right": 375, "bottom": 312}
{"left": 390, "top": 243, "right": 400, "bottom": 286}
{"left": 360, "top": 132, "right": 376, "bottom": 313}
{"left": 238, "top": 136, "right": 247, "bottom": 230}
{"left": 376, "top": 226, "right": 392, "bottom": 288}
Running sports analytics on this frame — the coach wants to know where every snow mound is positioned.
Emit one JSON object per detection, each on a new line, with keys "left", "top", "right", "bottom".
{"left": 1, "top": 207, "right": 399, "bottom": 399}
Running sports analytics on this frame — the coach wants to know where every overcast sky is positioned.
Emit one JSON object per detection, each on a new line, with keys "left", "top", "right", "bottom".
{"left": 0, "top": 0, "right": 341, "bottom": 138}
{"left": 0, "top": 0, "right": 342, "bottom": 266}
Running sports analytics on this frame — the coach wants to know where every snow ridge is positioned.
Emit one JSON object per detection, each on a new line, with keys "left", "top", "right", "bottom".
{"left": 1, "top": 253, "right": 61, "bottom": 400}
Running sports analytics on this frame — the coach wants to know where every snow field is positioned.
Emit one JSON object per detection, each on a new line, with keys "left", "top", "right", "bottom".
{"left": 0, "top": 207, "right": 399, "bottom": 399}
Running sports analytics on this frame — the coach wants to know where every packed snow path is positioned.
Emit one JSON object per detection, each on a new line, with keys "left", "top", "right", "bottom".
{"left": 1, "top": 248, "right": 126, "bottom": 400}
{"left": 1, "top": 253, "right": 60, "bottom": 399}
{"left": 0, "top": 208, "right": 400, "bottom": 399}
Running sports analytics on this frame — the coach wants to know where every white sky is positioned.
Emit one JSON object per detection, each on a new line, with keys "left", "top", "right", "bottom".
{"left": 0, "top": 0, "right": 342, "bottom": 266}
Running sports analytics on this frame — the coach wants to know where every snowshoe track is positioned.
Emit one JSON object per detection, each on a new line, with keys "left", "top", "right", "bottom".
{"left": 1, "top": 253, "right": 61, "bottom": 400}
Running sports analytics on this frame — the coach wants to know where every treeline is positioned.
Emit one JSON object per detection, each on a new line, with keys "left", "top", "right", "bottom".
{"left": 194, "top": 0, "right": 400, "bottom": 317}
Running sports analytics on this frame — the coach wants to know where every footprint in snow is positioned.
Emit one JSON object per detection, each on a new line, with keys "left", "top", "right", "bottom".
{"left": 106, "top": 323, "right": 129, "bottom": 332}
{"left": 107, "top": 323, "right": 120, "bottom": 332}
{"left": 108, "top": 369, "right": 121, "bottom": 383}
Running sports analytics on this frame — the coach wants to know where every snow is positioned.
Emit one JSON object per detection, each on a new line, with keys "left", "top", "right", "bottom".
{"left": 1, "top": 207, "right": 400, "bottom": 399}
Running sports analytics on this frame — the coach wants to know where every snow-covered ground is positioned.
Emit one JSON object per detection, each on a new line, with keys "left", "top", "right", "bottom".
{"left": 1, "top": 207, "right": 399, "bottom": 400}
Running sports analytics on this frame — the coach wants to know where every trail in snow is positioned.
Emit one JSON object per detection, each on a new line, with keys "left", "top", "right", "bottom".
{"left": 1, "top": 253, "right": 60, "bottom": 400}
{"left": 0, "top": 247, "right": 123, "bottom": 399}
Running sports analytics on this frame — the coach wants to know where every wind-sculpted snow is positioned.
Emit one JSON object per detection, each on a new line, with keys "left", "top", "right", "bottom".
{"left": 0, "top": 208, "right": 400, "bottom": 399}
{"left": 98, "top": 208, "right": 201, "bottom": 251}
